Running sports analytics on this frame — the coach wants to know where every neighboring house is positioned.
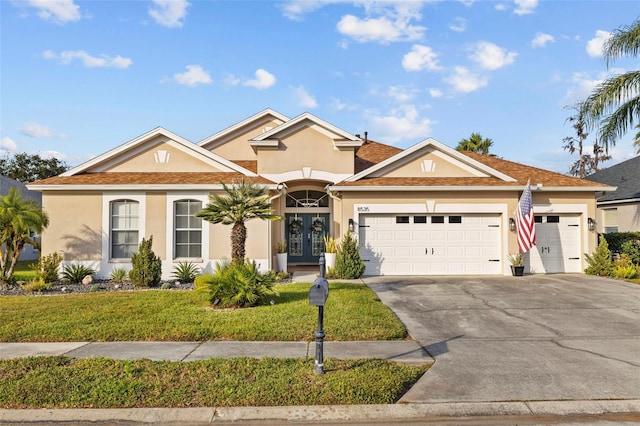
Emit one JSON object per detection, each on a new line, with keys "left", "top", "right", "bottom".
{"left": 27, "top": 109, "right": 613, "bottom": 278}
{"left": 0, "top": 175, "right": 42, "bottom": 261}
{"left": 585, "top": 156, "right": 640, "bottom": 233}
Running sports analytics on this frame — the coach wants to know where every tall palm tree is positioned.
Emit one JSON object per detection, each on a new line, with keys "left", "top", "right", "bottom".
{"left": 634, "top": 123, "right": 640, "bottom": 154}
{"left": 197, "top": 179, "right": 283, "bottom": 264}
{"left": 579, "top": 18, "right": 640, "bottom": 152}
{"left": 0, "top": 187, "right": 49, "bottom": 280}
{"left": 456, "top": 132, "right": 494, "bottom": 155}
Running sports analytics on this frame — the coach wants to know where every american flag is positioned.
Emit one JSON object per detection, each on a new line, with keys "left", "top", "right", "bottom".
{"left": 516, "top": 181, "right": 536, "bottom": 254}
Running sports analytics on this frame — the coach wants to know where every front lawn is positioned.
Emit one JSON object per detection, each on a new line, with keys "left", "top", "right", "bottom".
{"left": 0, "top": 283, "right": 407, "bottom": 342}
{"left": 10, "top": 260, "right": 38, "bottom": 282}
{"left": 0, "top": 356, "right": 428, "bottom": 408}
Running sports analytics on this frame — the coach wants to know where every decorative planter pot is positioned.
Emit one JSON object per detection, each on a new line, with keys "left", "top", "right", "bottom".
{"left": 510, "top": 265, "right": 525, "bottom": 276}
{"left": 324, "top": 253, "right": 336, "bottom": 270}
{"left": 276, "top": 253, "right": 288, "bottom": 273}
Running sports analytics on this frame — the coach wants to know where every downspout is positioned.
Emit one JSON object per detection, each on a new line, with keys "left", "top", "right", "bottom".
{"left": 268, "top": 183, "right": 287, "bottom": 271}
{"left": 325, "top": 184, "right": 342, "bottom": 238}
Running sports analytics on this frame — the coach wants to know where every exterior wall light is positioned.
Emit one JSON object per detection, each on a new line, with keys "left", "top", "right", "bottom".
{"left": 509, "top": 218, "right": 516, "bottom": 232}
{"left": 588, "top": 218, "right": 596, "bottom": 232}
{"left": 348, "top": 218, "right": 354, "bottom": 233}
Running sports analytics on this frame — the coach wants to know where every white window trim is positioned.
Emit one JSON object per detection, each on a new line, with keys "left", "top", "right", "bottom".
{"left": 102, "top": 193, "right": 146, "bottom": 262}
{"left": 166, "top": 193, "right": 210, "bottom": 262}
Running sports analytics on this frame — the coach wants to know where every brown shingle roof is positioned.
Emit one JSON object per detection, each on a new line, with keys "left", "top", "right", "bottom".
{"left": 30, "top": 172, "right": 274, "bottom": 186}
{"left": 232, "top": 160, "right": 258, "bottom": 173}
{"left": 355, "top": 140, "right": 402, "bottom": 173}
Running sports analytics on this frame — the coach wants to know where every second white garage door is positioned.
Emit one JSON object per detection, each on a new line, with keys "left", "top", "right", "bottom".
{"left": 359, "top": 213, "right": 502, "bottom": 275}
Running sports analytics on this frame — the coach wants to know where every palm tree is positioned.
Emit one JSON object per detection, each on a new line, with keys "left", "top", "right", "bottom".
{"left": 197, "top": 179, "right": 283, "bottom": 264}
{"left": 0, "top": 187, "right": 49, "bottom": 280}
{"left": 456, "top": 132, "right": 494, "bottom": 155}
{"left": 634, "top": 123, "right": 640, "bottom": 154}
{"left": 579, "top": 18, "right": 640, "bottom": 152}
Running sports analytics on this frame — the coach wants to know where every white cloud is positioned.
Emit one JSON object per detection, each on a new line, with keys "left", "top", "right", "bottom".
{"left": 402, "top": 44, "right": 441, "bottom": 72}
{"left": 337, "top": 39, "right": 349, "bottom": 49}
{"left": 43, "top": 50, "right": 132, "bottom": 69}
{"left": 1, "top": 137, "right": 17, "bottom": 151}
{"left": 20, "top": 122, "right": 65, "bottom": 138}
{"left": 449, "top": 17, "right": 467, "bottom": 32}
{"left": 149, "top": 0, "right": 190, "bottom": 28}
{"left": 514, "top": 0, "right": 538, "bottom": 15}
{"left": 244, "top": 69, "right": 276, "bottom": 90}
{"left": 293, "top": 86, "right": 317, "bottom": 108}
{"left": 586, "top": 30, "right": 612, "bottom": 58}
{"left": 367, "top": 105, "right": 435, "bottom": 144}
{"left": 279, "top": 0, "right": 334, "bottom": 21}
{"left": 172, "top": 65, "right": 212, "bottom": 87}
{"left": 23, "top": 0, "right": 81, "bottom": 24}
{"left": 495, "top": 3, "right": 508, "bottom": 11}
{"left": 445, "top": 66, "right": 488, "bottom": 93}
{"left": 330, "top": 98, "right": 347, "bottom": 111}
{"left": 469, "top": 41, "right": 517, "bottom": 70}
{"left": 561, "top": 71, "right": 613, "bottom": 106}
{"left": 388, "top": 86, "right": 418, "bottom": 103}
{"left": 429, "top": 88, "right": 443, "bottom": 98}
{"left": 531, "top": 32, "right": 554, "bottom": 48}
{"left": 336, "top": 3, "right": 425, "bottom": 44}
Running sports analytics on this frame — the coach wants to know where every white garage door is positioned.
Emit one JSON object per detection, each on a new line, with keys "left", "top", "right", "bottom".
{"left": 527, "top": 214, "right": 582, "bottom": 273}
{"left": 359, "top": 213, "right": 502, "bottom": 275}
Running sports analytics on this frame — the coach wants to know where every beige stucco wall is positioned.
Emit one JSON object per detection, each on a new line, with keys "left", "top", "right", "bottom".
{"left": 41, "top": 191, "right": 103, "bottom": 261}
{"left": 208, "top": 218, "right": 270, "bottom": 261}
{"left": 106, "top": 140, "right": 224, "bottom": 173}
{"left": 208, "top": 118, "right": 284, "bottom": 161}
{"left": 380, "top": 151, "right": 479, "bottom": 178}
{"left": 257, "top": 127, "right": 354, "bottom": 175}
{"left": 597, "top": 202, "right": 640, "bottom": 233}
{"left": 145, "top": 192, "right": 167, "bottom": 260}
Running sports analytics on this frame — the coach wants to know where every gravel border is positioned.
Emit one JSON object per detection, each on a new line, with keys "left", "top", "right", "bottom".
{"left": 0, "top": 280, "right": 195, "bottom": 296}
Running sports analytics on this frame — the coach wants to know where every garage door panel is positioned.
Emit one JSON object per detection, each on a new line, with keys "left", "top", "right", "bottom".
{"left": 527, "top": 215, "right": 581, "bottom": 273}
{"left": 360, "top": 213, "right": 502, "bottom": 276}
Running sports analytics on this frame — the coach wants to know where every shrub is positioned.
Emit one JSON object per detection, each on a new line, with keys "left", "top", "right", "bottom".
{"left": 20, "top": 277, "right": 51, "bottom": 292}
{"left": 334, "top": 231, "right": 365, "bottom": 279}
{"left": 30, "top": 252, "right": 63, "bottom": 283}
{"left": 603, "top": 231, "right": 640, "bottom": 254}
{"left": 276, "top": 240, "right": 287, "bottom": 254}
{"left": 620, "top": 239, "right": 640, "bottom": 265}
{"left": 196, "top": 260, "right": 278, "bottom": 308}
{"left": 61, "top": 264, "right": 96, "bottom": 284}
{"left": 584, "top": 235, "right": 614, "bottom": 276}
{"left": 612, "top": 254, "right": 639, "bottom": 279}
{"left": 171, "top": 261, "right": 200, "bottom": 283}
{"left": 110, "top": 267, "right": 128, "bottom": 283}
{"left": 129, "top": 237, "right": 162, "bottom": 288}
{"left": 323, "top": 235, "right": 337, "bottom": 253}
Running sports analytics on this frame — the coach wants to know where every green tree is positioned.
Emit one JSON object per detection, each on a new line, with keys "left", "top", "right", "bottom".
{"left": 563, "top": 105, "right": 610, "bottom": 177}
{"left": 455, "top": 133, "right": 494, "bottom": 155}
{"left": 0, "top": 153, "right": 69, "bottom": 183}
{"left": 334, "top": 231, "right": 366, "bottom": 279}
{"left": 197, "top": 180, "right": 283, "bottom": 264}
{"left": 584, "top": 235, "right": 614, "bottom": 276}
{"left": 0, "top": 187, "right": 49, "bottom": 281}
{"left": 579, "top": 18, "right": 640, "bottom": 152}
{"left": 128, "top": 236, "right": 162, "bottom": 287}
{"left": 633, "top": 123, "right": 640, "bottom": 154}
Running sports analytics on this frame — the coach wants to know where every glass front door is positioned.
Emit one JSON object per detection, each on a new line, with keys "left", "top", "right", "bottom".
{"left": 286, "top": 213, "right": 329, "bottom": 263}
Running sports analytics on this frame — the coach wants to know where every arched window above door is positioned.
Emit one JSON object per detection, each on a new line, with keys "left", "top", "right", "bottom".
{"left": 286, "top": 190, "right": 329, "bottom": 208}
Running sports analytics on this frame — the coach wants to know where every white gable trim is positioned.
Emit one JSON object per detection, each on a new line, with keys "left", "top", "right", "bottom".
{"left": 198, "top": 108, "right": 289, "bottom": 149}
{"left": 344, "top": 138, "right": 517, "bottom": 183}
{"left": 250, "top": 112, "right": 363, "bottom": 148}
{"left": 62, "top": 127, "right": 258, "bottom": 177}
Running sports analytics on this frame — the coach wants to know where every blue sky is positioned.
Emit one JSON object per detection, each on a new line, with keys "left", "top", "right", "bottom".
{"left": 1, "top": 0, "right": 638, "bottom": 174}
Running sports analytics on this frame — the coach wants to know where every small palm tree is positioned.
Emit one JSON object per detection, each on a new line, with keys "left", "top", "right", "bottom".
{"left": 579, "top": 18, "right": 640, "bottom": 152}
{"left": 0, "top": 187, "right": 49, "bottom": 280}
{"left": 197, "top": 179, "right": 283, "bottom": 264}
{"left": 456, "top": 132, "right": 494, "bottom": 155}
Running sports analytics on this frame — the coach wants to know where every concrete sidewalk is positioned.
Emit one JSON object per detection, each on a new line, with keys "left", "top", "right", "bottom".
{"left": 0, "top": 340, "right": 431, "bottom": 364}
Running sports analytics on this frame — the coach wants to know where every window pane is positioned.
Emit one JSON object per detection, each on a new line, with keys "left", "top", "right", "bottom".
{"left": 396, "top": 216, "right": 410, "bottom": 224}
{"left": 176, "top": 231, "right": 189, "bottom": 244}
{"left": 175, "top": 245, "right": 189, "bottom": 258}
{"left": 190, "top": 230, "right": 201, "bottom": 243}
{"left": 188, "top": 215, "right": 202, "bottom": 228}
{"left": 176, "top": 216, "right": 190, "bottom": 229}
{"left": 175, "top": 201, "right": 189, "bottom": 215}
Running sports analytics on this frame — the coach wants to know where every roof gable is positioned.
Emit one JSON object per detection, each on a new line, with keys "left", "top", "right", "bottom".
{"left": 250, "top": 112, "right": 363, "bottom": 149}
{"left": 62, "top": 127, "right": 257, "bottom": 177}
{"left": 344, "top": 138, "right": 516, "bottom": 183}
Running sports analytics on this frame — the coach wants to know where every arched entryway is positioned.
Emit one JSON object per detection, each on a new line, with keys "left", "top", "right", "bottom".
{"left": 284, "top": 188, "right": 330, "bottom": 264}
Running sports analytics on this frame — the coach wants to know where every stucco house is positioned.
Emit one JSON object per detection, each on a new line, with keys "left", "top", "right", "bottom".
{"left": 27, "top": 109, "right": 613, "bottom": 278}
{"left": 585, "top": 156, "right": 640, "bottom": 233}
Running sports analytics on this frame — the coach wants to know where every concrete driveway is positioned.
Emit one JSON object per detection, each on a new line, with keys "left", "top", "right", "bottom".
{"left": 364, "top": 274, "right": 640, "bottom": 404}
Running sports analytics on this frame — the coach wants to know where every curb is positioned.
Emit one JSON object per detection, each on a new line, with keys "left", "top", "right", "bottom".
{"left": 2, "top": 400, "right": 639, "bottom": 424}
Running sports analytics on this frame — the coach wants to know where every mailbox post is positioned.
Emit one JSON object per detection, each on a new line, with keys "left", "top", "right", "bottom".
{"left": 309, "top": 255, "right": 328, "bottom": 374}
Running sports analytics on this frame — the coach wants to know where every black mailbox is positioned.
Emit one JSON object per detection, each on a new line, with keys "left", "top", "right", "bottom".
{"left": 309, "top": 277, "right": 329, "bottom": 306}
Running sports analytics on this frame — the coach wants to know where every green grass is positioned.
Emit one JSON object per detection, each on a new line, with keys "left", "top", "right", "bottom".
{"left": 0, "top": 283, "right": 407, "bottom": 342}
{"left": 10, "top": 260, "right": 38, "bottom": 282}
{"left": 0, "top": 356, "right": 428, "bottom": 408}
